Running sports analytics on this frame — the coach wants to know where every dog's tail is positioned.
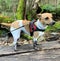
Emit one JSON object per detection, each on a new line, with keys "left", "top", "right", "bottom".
{"left": 0, "top": 23, "right": 11, "bottom": 27}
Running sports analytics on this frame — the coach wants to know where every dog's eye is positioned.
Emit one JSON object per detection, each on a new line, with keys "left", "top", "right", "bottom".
{"left": 45, "top": 17, "right": 49, "bottom": 20}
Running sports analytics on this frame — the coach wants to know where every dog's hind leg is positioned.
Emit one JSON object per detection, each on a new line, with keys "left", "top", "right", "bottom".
{"left": 13, "top": 37, "right": 19, "bottom": 51}
{"left": 10, "top": 27, "right": 20, "bottom": 51}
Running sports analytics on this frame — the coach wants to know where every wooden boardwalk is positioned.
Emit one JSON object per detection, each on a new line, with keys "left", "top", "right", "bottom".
{"left": 0, "top": 40, "right": 60, "bottom": 57}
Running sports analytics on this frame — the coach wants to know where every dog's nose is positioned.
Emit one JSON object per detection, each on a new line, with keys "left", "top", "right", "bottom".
{"left": 52, "top": 21, "right": 55, "bottom": 25}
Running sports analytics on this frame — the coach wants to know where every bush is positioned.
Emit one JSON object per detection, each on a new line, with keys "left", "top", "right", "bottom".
{"left": 26, "top": 11, "right": 32, "bottom": 20}
{"left": 41, "top": 4, "right": 56, "bottom": 13}
{"left": 46, "top": 21, "right": 60, "bottom": 32}
{"left": 55, "top": 5, "right": 60, "bottom": 16}
{"left": 0, "top": 15, "right": 14, "bottom": 23}
{"left": 21, "top": 34, "right": 33, "bottom": 40}
{"left": 0, "top": 30, "right": 7, "bottom": 37}
{"left": 41, "top": 4, "right": 60, "bottom": 16}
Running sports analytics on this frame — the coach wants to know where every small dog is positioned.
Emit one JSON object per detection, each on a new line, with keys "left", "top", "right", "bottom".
{"left": 10, "top": 13, "right": 55, "bottom": 50}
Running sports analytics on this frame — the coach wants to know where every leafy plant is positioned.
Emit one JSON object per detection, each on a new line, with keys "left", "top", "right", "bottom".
{"left": 0, "top": 15, "right": 14, "bottom": 23}
{"left": 55, "top": 5, "right": 60, "bottom": 15}
{"left": 41, "top": 4, "right": 56, "bottom": 13}
{"left": 21, "top": 34, "right": 33, "bottom": 40}
{"left": 46, "top": 21, "right": 60, "bottom": 32}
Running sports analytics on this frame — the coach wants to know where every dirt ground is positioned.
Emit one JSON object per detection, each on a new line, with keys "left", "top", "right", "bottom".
{"left": 0, "top": 49, "right": 60, "bottom": 61}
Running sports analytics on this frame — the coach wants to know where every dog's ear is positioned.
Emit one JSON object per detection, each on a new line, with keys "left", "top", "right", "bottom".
{"left": 36, "top": 13, "right": 41, "bottom": 19}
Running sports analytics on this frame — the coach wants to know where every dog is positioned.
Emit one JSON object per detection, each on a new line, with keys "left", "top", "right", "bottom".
{"left": 10, "top": 13, "right": 55, "bottom": 51}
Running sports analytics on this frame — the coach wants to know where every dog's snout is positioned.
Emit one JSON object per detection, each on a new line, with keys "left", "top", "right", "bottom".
{"left": 52, "top": 21, "right": 55, "bottom": 25}
{"left": 50, "top": 21, "right": 55, "bottom": 26}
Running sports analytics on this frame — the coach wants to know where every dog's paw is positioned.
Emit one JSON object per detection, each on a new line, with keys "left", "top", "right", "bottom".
{"left": 33, "top": 47, "right": 40, "bottom": 50}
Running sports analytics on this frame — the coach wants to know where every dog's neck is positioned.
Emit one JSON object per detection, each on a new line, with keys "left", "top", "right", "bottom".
{"left": 35, "top": 19, "right": 48, "bottom": 30}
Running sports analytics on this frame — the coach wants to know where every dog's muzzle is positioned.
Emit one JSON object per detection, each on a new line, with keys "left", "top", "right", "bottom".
{"left": 50, "top": 21, "right": 55, "bottom": 25}
{"left": 47, "top": 21, "right": 55, "bottom": 26}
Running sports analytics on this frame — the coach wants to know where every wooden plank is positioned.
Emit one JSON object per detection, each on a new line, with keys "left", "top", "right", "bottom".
{"left": 0, "top": 41, "right": 60, "bottom": 57}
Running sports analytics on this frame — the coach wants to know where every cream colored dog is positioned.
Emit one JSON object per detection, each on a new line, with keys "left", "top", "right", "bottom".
{"left": 10, "top": 13, "right": 55, "bottom": 50}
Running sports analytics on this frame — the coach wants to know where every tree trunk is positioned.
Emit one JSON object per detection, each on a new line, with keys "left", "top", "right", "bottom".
{"left": 16, "top": 0, "right": 25, "bottom": 20}
{"left": 23, "top": 0, "right": 26, "bottom": 19}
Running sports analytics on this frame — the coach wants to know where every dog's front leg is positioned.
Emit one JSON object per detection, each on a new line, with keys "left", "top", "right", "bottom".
{"left": 33, "top": 31, "right": 40, "bottom": 50}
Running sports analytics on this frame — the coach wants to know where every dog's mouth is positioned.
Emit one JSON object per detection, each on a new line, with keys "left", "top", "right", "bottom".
{"left": 46, "top": 21, "right": 55, "bottom": 26}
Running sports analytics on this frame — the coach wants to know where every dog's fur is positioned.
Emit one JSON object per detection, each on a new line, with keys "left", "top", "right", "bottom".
{"left": 10, "top": 13, "right": 55, "bottom": 50}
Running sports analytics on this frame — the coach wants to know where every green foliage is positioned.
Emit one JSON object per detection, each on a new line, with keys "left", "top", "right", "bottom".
{"left": 41, "top": 4, "right": 55, "bottom": 13}
{"left": 27, "top": 11, "right": 32, "bottom": 20}
{"left": 16, "top": 0, "right": 25, "bottom": 20}
{"left": 0, "top": 30, "right": 7, "bottom": 37}
{"left": 41, "top": 4, "right": 60, "bottom": 16}
{"left": 0, "top": 0, "right": 19, "bottom": 19}
{"left": 21, "top": 34, "right": 33, "bottom": 40}
{"left": 0, "top": 30, "right": 3, "bottom": 37}
{"left": 55, "top": 5, "right": 60, "bottom": 15}
{"left": 46, "top": 21, "right": 60, "bottom": 32}
{"left": 0, "top": 15, "right": 14, "bottom": 23}
{"left": 54, "top": 21, "right": 60, "bottom": 30}
{"left": 27, "top": 9, "right": 37, "bottom": 20}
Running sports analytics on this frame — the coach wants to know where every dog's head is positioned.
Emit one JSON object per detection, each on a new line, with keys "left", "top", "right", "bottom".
{"left": 37, "top": 13, "right": 55, "bottom": 25}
